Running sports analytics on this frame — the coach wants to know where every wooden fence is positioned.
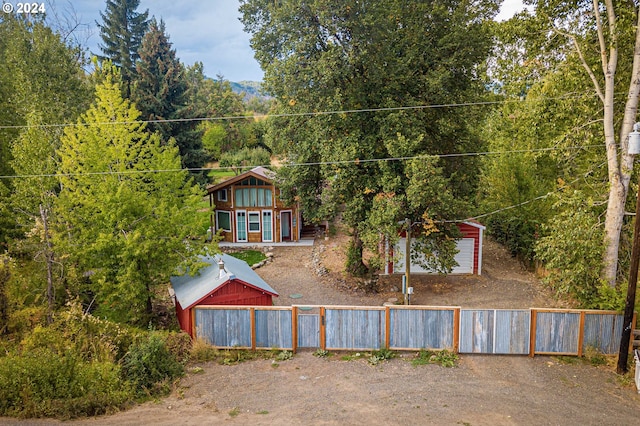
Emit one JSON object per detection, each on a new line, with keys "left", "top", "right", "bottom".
{"left": 193, "top": 305, "right": 634, "bottom": 357}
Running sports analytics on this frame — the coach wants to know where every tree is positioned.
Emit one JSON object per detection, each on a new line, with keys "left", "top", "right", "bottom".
{"left": 132, "top": 19, "right": 206, "bottom": 179}
{"left": 96, "top": 0, "right": 149, "bottom": 95}
{"left": 510, "top": 2, "right": 640, "bottom": 288}
{"left": 0, "top": 15, "right": 90, "bottom": 320}
{"left": 241, "top": 0, "right": 498, "bottom": 274}
{"left": 56, "top": 64, "right": 209, "bottom": 324}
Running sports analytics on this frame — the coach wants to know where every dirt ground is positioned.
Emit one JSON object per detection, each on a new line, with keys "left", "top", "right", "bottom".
{"left": 5, "top": 237, "right": 640, "bottom": 425}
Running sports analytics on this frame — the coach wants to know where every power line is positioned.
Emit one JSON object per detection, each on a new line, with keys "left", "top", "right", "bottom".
{"left": 0, "top": 92, "right": 600, "bottom": 130}
{"left": 0, "top": 144, "right": 604, "bottom": 180}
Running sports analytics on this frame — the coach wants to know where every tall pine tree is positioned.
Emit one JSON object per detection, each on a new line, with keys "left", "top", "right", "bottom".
{"left": 96, "top": 0, "right": 149, "bottom": 95}
{"left": 132, "top": 19, "right": 206, "bottom": 179}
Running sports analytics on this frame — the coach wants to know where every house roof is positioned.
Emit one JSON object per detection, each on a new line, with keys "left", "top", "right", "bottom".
{"left": 206, "top": 166, "right": 276, "bottom": 194}
{"left": 170, "top": 253, "right": 279, "bottom": 310}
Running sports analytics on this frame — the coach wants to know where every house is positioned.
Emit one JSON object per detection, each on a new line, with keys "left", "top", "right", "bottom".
{"left": 170, "top": 253, "right": 279, "bottom": 337}
{"left": 385, "top": 221, "right": 485, "bottom": 275}
{"left": 206, "top": 166, "right": 302, "bottom": 243}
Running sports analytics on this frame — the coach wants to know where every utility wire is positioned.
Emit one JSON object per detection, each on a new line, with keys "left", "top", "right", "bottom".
{"left": 0, "top": 144, "right": 604, "bottom": 180}
{"left": 0, "top": 92, "right": 600, "bottom": 130}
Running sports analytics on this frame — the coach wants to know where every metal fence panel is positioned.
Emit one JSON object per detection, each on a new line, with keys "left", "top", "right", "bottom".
{"left": 535, "top": 311, "right": 580, "bottom": 354}
{"left": 195, "top": 308, "right": 251, "bottom": 348}
{"left": 297, "top": 313, "right": 320, "bottom": 348}
{"left": 583, "top": 313, "right": 624, "bottom": 355}
{"left": 389, "top": 308, "right": 454, "bottom": 350}
{"left": 255, "top": 309, "right": 293, "bottom": 349}
{"left": 325, "top": 308, "right": 384, "bottom": 350}
{"left": 494, "top": 310, "right": 530, "bottom": 354}
{"left": 459, "top": 310, "right": 494, "bottom": 353}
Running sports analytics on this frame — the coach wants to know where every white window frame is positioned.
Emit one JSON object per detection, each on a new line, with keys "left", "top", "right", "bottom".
{"left": 215, "top": 210, "right": 232, "bottom": 232}
{"left": 248, "top": 211, "right": 261, "bottom": 233}
{"left": 217, "top": 189, "right": 227, "bottom": 202}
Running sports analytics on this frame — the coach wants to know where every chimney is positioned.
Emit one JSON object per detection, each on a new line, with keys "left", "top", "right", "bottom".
{"left": 218, "top": 258, "right": 226, "bottom": 279}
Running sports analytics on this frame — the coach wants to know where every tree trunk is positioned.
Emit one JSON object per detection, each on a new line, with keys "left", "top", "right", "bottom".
{"left": 0, "top": 256, "right": 9, "bottom": 335}
{"left": 39, "top": 204, "right": 55, "bottom": 324}
{"left": 346, "top": 229, "right": 368, "bottom": 277}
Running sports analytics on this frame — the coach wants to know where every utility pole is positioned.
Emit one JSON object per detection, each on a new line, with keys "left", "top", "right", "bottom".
{"left": 404, "top": 218, "right": 411, "bottom": 305}
{"left": 617, "top": 125, "right": 640, "bottom": 373}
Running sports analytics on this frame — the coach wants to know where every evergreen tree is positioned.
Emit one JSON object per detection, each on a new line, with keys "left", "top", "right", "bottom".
{"left": 56, "top": 64, "right": 209, "bottom": 325}
{"left": 132, "top": 19, "right": 206, "bottom": 179}
{"left": 96, "top": 0, "right": 149, "bottom": 95}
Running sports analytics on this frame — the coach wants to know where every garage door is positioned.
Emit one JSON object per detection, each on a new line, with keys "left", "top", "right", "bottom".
{"left": 394, "top": 238, "right": 475, "bottom": 274}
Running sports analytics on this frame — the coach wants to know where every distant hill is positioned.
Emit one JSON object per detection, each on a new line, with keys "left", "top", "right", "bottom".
{"left": 229, "top": 81, "right": 269, "bottom": 100}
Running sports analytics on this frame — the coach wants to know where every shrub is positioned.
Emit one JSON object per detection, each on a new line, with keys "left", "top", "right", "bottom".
{"left": 0, "top": 348, "right": 131, "bottom": 419}
{"left": 120, "top": 332, "right": 184, "bottom": 396}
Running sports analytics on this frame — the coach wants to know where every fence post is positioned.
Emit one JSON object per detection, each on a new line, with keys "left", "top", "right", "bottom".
{"left": 250, "top": 307, "right": 256, "bottom": 350}
{"left": 577, "top": 311, "right": 586, "bottom": 357}
{"left": 385, "top": 306, "right": 391, "bottom": 349}
{"left": 453, "top": 307, "right": 460, "bottom": 353}
{"left": 529, "top": 309, "right": 537, "bottom": 357}
{"left": 291, "top": 306, "right": 298, "bottom": 353}
{"left": 320, "top": 306, "right": 326, "bottom": 350}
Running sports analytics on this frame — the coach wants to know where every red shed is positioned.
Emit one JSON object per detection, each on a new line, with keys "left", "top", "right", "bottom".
{"left": 385, "top": 221, "right": 485, "bottom": 275}
{"left": 170, "top": 254, "right": 278, "bottom": 337}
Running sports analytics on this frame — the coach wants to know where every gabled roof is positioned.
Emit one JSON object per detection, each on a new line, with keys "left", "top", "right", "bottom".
{"left": 170, "top": 253, "right": 278, "bottom": 310}
{"left": 206, "top": 166, "right": 276, "bottom": 194}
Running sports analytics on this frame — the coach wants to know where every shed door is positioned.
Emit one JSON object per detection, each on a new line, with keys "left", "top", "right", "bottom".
{"left": 451, "top": 238, "right": 474, "bottom": 274}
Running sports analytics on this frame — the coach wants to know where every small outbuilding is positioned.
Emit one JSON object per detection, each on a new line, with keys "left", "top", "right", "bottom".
{"left": 385, "top": 221, "right": 486, "bottom": 275}
{"left": 170, "top": 253, "right": 279, "bottom": 337}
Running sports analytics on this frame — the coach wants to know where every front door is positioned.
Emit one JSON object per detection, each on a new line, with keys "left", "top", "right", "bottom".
{"left": 281, "top": 211, "right": 291, "bottom": 241}
{"left": 236, "top": 210, "right": 247, "bottom": 242}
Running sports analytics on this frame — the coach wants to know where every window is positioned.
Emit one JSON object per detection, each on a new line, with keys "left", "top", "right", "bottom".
{"left": 217, "top": 189, "right": 227, "bottom": 202}
{"left": 235, "top": 188, "right": 272, "bottom": 207}
{"left": 216, "top": 211, "right": 231, "bottom": 232}
{"left": 248, "top": 212, "right": 260, "bottom": 232}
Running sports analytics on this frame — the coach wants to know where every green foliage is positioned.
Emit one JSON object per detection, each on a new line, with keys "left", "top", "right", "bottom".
{"left": 368, "top": 348, "right": 396, "bottom": 365}
{"left": 411, "top": 349, "right": 459, "bottom": 368}
{"left": 313, "top": 349, "right": 330, "bottom": 358}
{"left": 229, "top": 250, "right": 267, "bottom": 266}
{"left": 275, "top": 350, "right": 294, "bottom": 361}
{"left": 190, "top": 338, "right": 221, "bottom": 362}
{"left": 0, "top": 349, "right": 131, "bottom": 419}
{"left": 120, "top": 332, "right": 184, "bottom": 397}
{"left": 55, "top": 63, "right": 209, "bottom": 325}
{"left": 535, "top": 190, "right": 606, "bottom": 307}
{"left": 242, "top": 0, "right": 496, "bottom": 274}
{"left": 219, "top": 147, "right": 271, "bottom": 175}
{"left": 132, "top": 19, "right": 206, "bottom": 176}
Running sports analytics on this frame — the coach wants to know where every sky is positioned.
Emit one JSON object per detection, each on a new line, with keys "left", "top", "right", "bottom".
{"left": 43, "top": 0, "right": 528, "bottom": 83}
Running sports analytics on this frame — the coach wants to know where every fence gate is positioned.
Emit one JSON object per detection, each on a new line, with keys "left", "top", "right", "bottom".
{"left": 296, "top": 306, "right": 321, "bottom": 349}
{"left": 459, "top": 309, "right": 531, "bottom": 354}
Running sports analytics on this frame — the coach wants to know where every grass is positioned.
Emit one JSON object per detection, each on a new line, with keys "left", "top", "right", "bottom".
{"left": 229, "top": 250, "right": 267, "bottom": 266}
{"left": 208, "top": 168, "right": 236, "bottom": 182}
{"left": 411, "top": 349, "right": 459, "bottom": 368}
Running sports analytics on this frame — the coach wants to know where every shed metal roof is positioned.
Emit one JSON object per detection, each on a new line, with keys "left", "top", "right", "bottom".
{"left": 170, "top": 253, "right": 278, "bottom": 310}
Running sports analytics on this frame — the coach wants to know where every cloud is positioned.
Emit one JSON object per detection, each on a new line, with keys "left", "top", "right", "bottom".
{"left": 47, "top": 0, "right": 264, "bottom": 82}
